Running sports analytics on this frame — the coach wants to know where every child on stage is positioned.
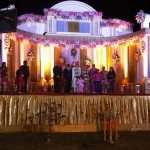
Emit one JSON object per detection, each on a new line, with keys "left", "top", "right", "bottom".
{"left": 77, "top": 76, "right": 84, "bottom": 93}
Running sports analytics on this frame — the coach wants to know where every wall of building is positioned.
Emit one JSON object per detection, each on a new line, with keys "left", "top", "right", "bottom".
{"left": 141, "top": 13, "right": 150, "bottom": 29}
{"left": 101, "top": 26, "right": 132, "bottom": 37}
{"left": 17, "top": 22, "right": 46, "bottom": 35}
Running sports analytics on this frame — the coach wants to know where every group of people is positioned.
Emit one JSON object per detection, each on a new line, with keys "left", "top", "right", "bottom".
{"left": 53, "top": 62, "right": 116, "bottom": 94}
{"left": 0, "top": 60, "right": 116, "bottom": 94}
{"left": 0, "top": 60, "right": 29, "bottom": 93}
{"left": 15, "top": 60, "right": 30, "bottom": 93}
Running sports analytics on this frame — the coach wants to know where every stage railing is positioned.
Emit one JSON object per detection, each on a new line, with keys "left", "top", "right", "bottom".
{"left": 116, "top": 83, "right": 145, "bottom": 94}
{"left": 0, "top": 82, "right": 146, "bottom": 94}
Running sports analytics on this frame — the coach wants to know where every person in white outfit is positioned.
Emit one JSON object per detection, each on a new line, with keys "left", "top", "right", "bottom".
{"left": 72, "top": 62, "right": 81, "bottom": 93}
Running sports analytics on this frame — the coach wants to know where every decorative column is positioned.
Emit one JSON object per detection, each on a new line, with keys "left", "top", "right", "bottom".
{"left": 30, "top": 43, "right": 37, "bottom": 82}
{"left": 36, "top": 44, "right": 41, "bottom": 81}
{"left": 19, "top": 41, "right": 25, "bottom": 66}
{"left": 80, "top": 48, "right": 87, "bottom": 68}
{"left": 1, "top": 33, "right": 9, "bottom": 63}
{"left": 148, "top": 36, "right": 150, "bottom": 78}
{"left": 93, "top": 45, "right": 108, "bottom": 70}
{"left": 47, "top": 15, "right": 55, "bottom": 34}
{"left": 9, "top": 39, "right": 16, "bottom": 82}
{"left": 93, "top": 47, "right": 98, "bottom": 69}
{"left": 136, "top": 41, "right": 143, "bottom": 83}
{"left": 123, "top": 44, "right": 128, "bottom": 79}
{"left": 14, "top": 39, "right": 20, "bottom": 73}
{"left": 93, "top": 45, "right": 103, "bottom": 70}
{"left": 50, "top": 45, "right": 54, "bottom": 78}
{"left": 142, "top": 37, "right": 148, "bottom": 77}
{"left": 128, "top": 44, "right": 137, "bottom": 83}
{"left": 40, "top": 45, "right": 51, "bottom": 81}
{"left": 92, "top": 16, "right": 101, "bottom": 36}
{"left": 97, "top": 45, "right": 107, "bottom": 69}
{"left": 106, "top": 46, "right": 113, "bottom": 69}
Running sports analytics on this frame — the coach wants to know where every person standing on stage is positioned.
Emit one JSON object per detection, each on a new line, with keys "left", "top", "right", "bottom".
{"left": 77, "top": 76, "right": 84, "bottom": 93}
{"left": 82, "top": 65, "right": 91, "bottom": 93}
{"left": 20, "top": 60, "right": 30, "bottom": 92}
{"left": 15, "top": 68, "right": 24, "bottom": 93}
{"left": 63, "top": 64, "right": 72, "bottom": 93}
{"left": 101, "top": 66, "right": 108, "bottom": 93}
{"left": 0, "top": 62, "right": 8, "bottom": 92}
{"left": 107, "top": 66, "right": 116, "bottom": 93}
{"left": 90, "top": 64, "right": 97, "bottom": 93}
{"left": 53, "top": 63, "right": 62, "bottom": 93}
{"left": 72, "top": 61, "right": 81, "bottom": 93}
{"left": 93, "top": 69, "right": 103, "bottom": 93}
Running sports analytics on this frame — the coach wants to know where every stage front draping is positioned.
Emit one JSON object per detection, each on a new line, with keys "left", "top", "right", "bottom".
{"left": 0, "top": 95, "right": 150, "bottom": 132}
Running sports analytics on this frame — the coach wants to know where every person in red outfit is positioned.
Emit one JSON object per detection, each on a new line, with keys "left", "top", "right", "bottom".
{"left": 15, "top": 69, "right": 24, "bottom": 93}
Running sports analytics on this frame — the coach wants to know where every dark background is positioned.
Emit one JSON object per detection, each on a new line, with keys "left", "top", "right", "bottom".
{"left": 0, "top": 0, "right": 150, "bottom": 31}
{"left": 0, "top": 132, "right": 150, "bottom": 150}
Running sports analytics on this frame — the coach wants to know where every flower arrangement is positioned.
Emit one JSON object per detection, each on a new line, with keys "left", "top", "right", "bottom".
{"left": 135, "top": 51, "right": 142, "bottom": 62}
{"left": 135, "top": 10, "right": 145, "bottom": 23}
{"left": 113, "top": 52, "right": 120, "bottom": 64}
{"left": 99, "top": 106, "right": 119, "bottom": 143}
{"left": 58, "top": 57, "right": 65, "bottom": 66}
{"left": 84, "top": 59, "right": 92, "bottom": 66}
{"left": 8, "top": 4, "right": 15, "bottom": 10}
{"left": 71, "top": 48, "right": 77, "bottom": 57}
{"left": 27, "top": 51, "right": 34, "bottom": 61}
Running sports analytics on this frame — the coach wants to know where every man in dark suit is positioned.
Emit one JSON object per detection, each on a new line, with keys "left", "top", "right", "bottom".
{"left": 20, "top": 60, "right": 30, "bottom": 92}
{"left": 53, "top": 64, "right": 62, "bottom": 93}
{"left": 107, "top": 67, "right": 116, "bottom": 93}
{"left": 63, "top": 64, "right": 72, "bottom": 93}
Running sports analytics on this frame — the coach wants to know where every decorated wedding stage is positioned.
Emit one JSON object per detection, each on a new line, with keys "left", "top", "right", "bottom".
{"left": 1, "top": 1, "right": 150, "bottom": 133}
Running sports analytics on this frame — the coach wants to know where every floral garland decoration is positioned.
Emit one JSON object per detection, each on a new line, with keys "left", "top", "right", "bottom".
{"left": 18, "top": 14, "right": 47, "bottom": 25}
{"left": 100, "top": 19, "right": 133, "bottom": 30}
{"left": 43, "top": 9, "right": 102, "bottom": 20}
{"left": 8, "top": 46, "right": 13, "bottom": 55}
{"left": 135, "top": 51, "right": 142, "bottom": 62}
{"left": 71, "top": 48, "right": 77, "bottom": 57}
{"left": 141, "top": 41, "right": 146, "bottom": 52}
{"left": 18, "top": 10, "right": 102, "bottom": 24}
{"left": 135, "top": 10, "right": 145, "bottom": 23}
{"left": 10, "top": 32, "right": 144, "bottom": 48}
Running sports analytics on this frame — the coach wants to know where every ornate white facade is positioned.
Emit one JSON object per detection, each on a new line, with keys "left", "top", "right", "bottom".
{"left": 17, "top": 0, "right": 133, "bottom": 37}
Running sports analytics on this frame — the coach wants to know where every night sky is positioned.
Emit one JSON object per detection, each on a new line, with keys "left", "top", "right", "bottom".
{"left": 1, "top": 0, "right": 150, "bottom": 31}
